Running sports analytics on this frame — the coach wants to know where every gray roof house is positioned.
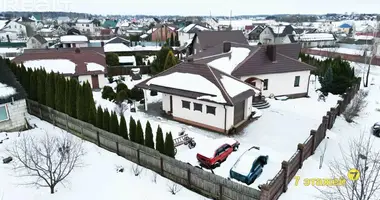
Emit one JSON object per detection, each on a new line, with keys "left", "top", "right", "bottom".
{"left": 0, "top": 58, "right": 27, "bottom": 131}
{"left": 26, "top": 34, "right": 48, "bottom": 49}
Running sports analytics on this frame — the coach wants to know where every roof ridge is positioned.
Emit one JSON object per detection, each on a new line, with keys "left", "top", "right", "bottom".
{"left": 193, "top": 51, "right": 230, "bottom": 61}
{"left": 206, "top": 65, "right": 234, "bottom": 104}
{"left": 276, "top": 52, "right": 316, "bottom": 69}
{"left": 231, "top": 46, "right": 262, "bottom": 75}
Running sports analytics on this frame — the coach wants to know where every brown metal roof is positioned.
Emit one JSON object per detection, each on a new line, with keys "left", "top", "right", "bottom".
{"left": 12, "top": 47, "right": 107, "bottom": 76}
{"left": 194, "top": 30, "right": 249, "bottom": 50}
{"left": 191, "top": 41, "right": 258, "bottom": 60}
{"left": 135, "top": 62, "right": 255, "bottom": 106}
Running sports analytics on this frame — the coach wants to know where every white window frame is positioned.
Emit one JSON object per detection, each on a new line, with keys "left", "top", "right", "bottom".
{"left": 0, "top": 105, "right": 10, "bottom": 122}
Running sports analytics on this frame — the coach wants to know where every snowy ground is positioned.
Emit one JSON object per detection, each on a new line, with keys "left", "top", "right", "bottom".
{"left": 311, "top": 47, "right": 372, "bottom": 56}
{"left": 93, "top": 74, "right": 340, "bottom": 190}
{"left": 0, "top": 116, "right": 209, "bottom": 200}
{"left": 280, "top": 61, "right": 380, "bottom": 200}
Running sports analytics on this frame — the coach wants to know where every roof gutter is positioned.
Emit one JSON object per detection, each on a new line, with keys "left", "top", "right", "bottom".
{"left": 306, "top": 73, "right": 311, "bottom": 96}
{"left": 224, "top": 105, "right": 227, "bottom": 134}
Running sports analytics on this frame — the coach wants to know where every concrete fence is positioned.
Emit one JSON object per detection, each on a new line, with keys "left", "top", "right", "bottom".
{"left": 26, "top": 99, "right": 261, "bottom": 200}
{"left": 107, "top": 65, "right": 151, "bottom": 76}
{"left": 301, "top": 48, "right": 380, "bottom": 66}
{"left": 259, "top": 81, "right": 361, "bottom": 200}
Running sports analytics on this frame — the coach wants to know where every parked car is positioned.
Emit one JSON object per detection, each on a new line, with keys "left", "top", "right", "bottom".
{"left": 372, "top": 122, "right": 380, "bottom": 137}
{"left": 229, "top": 146, "right": 268, "bottom": 185}
{"left": 196, "top": 138, "right": 240, "bottom": 169}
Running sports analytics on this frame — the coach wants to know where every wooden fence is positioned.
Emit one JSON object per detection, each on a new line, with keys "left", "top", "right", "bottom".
{"left": 107, "top": 65, "right": 151, "bottom": 76}
{"left": 302, "top": 48, "right": 380, "bottom": 65}
{"left": 259, "top": 80, "right": 361, "bottom": 200}
{"left": 26, "top": 99, "right": 261, "bottom": 200}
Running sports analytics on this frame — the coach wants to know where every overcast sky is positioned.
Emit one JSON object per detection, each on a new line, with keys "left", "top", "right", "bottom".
{"left": 0, "top": 0, "right": 379, "bottom": 16}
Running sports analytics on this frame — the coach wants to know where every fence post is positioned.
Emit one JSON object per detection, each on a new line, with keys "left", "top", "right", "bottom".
{"left": 326, "top": 111, "right": 331, "bottom": 129}
{"left": 297, "top": 144, "right": 304, "bottom": 169}
{"left": 219, "top": 184, "right": 223, "bottom": 200}
{"left": 96, "top": 131, "right": 100, "bottom": 146}
{"left": 310, "top": 130, "right": 317, "bottom": 154}
{"left": 259, "top": 184, "right": 270, "bottom": 200}
{"left": 49, "top": 108, "right": 55, "bottom": 125}
{"left": 322, "top": 116, "right": 329, "bottom": 137}
{"left": 330, "top": 107, "right": 337, "bottom": 126}
{"left": 65, "top": 114, "right": 69, "bottom": 131}
{"left": 160, "top": 157, "right": 164, "bottom": 175}
{"left": 116, "top": 142, "right": 119, "bottom": 155}
{"left": 337, "top": 100, "right": 343, "bottom": 115}
{"left": 27, "top": 100, "right": 31, "bottom": 114}
{"left": 187, "top": 169, "right": 191, "bottom": 187}
{"left": 137, "top": 149, "right": 140, "bottom": 164}
{"left": 281, "top": 161, "right": 289, "bottom": 192}
{"left": 38, "top": 103, "right": 42, "bottom": 119}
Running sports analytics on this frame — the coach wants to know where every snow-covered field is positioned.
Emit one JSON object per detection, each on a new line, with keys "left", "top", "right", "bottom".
{"left": 280, "top": 62, "right": 380, "bottom": 200}
{"left": 93, "top": 74, "right": 341, "bottom": 190}
{"left": 0, "top": 116, "right": 209, "bottom": 200}
{"left": 311, "top": 47, "right": 372, "bottom": 56}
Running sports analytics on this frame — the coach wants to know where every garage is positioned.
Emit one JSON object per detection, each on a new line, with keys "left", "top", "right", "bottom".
{"left": 233, "top": 100, "right": 245, "bottom": 125}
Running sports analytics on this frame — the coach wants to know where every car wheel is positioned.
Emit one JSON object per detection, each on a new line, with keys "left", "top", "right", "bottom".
{"left": 213, "top": 162, "right": 221, "bottom": 168}
{"left": 375, "top": 130, "right": 380, "bottom": 137}
{"left": 233, "top": 144, "right": 239, "bottom": 151}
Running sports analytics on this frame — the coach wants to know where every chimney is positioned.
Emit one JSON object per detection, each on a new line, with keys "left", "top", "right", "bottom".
{"left": 187, "top": 57, "right": 193, "bottom": 62}
{"left": 266, "top": 45, "right": 276, "bottom": 62}
{"left": 223, "top": 41, "right": 231, "bottom": 53}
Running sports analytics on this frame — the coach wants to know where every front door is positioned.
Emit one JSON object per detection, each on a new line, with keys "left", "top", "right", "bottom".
{"left": 169, "top": 95, "right": 173, "bottom": 113}
{"left": 91, "top": 75, "right": 99, "bottom": 89}
{"left": 234, "top": 100, "right": 245, "bottom": 125}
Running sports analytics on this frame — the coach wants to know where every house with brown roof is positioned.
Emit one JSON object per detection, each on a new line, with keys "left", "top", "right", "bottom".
{"left": 189, "top": 30, "right": 248, "bottom": 55}
{"left": 192, "top": 42, "right": 315, "bottom": 99}
{"left": 135, "top": 61, "right": 259, "bottom": 134}
{"left": 12, "top": 47, "right": 107, "bottom": 89}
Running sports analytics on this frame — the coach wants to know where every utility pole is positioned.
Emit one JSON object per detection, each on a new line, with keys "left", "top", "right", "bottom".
{"left": 364, "top": 20, "right": 379, "bottom": 87}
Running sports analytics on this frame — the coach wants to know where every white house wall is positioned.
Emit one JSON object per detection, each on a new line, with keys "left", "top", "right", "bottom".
{"left": 259, "top": 27, "right": 275, "bottom": 44}
{"left": 241, "top": 70, "right": 311, "bottom": 97}
{"left": 98, "top": 74, "right": 106, "bottom": 88}
{"left": 0, "top": 99, "right": 27, "bottom": 131}
{"left": 4, "top": 21, "right": 27, "bottom": 36}
{"left": 78, "top": 75, "right": 91, "bottom": 86}
{"left": 178, "top": 32, "right": 195, "bottom": 46}
{"left": 161, "top": 94, "right": 234, "bottom": 131}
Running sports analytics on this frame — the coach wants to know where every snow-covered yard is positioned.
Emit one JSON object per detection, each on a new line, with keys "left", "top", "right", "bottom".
{"left": 311, "top": 47, "right": 372, "bottom": 56}
{"left": 0, "top": 116, "right": 209, "bottom": 200}
{"left": 93, "top": 74, "right": 341, "bottom": 190}
{"left": 280, "top": 62, "right": 380, "bottom": 200}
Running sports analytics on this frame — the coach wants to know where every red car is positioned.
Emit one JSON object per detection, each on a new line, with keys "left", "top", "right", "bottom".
{"left": 196, "top": 138, "right": 240, "bottom": 168}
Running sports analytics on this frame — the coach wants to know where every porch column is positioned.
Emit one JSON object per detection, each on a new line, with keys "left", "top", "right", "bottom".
{"left": 143, "top": 89, "right": 148, "bottom": 111}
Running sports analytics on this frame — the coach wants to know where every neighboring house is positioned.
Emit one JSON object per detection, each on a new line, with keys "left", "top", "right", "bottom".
{"left": 259, "top": 25, "right": 295, "bottom": 44}
{"left": 189, "top": 30, "right": 248, "bottom": 55}
{"left": 75, "top": 19, "right": 98, "bottom": 34}
{"left": 118, "top": 56, "right": 136, "bottom": 66}
{"left": 135, "top": 61, "right": 257, "bottom": 134}
{"left": 203, "top": 18, "right": 218, "bottom": 30}
{"left": 0, "top": 59, "right": 27, "bottom": 131}
{"left": 60, "top": 35, "right": 89, "bottom": 48}
{"left": 26, "top": 34, "right": 48, "bottom": 49}
{"left": 102, "top": 19, "right": 118, "bottom": 29}
{"left": 106, "top": 36, "right": 130, "bottom": 46}
{"left": 283, "top": 33, "right": 336, "bottom": 48}
{"left": 16, "top": 17, "right": 37, "bottom": 34}
{"left": 13, "top": 47, "right": 107, "bottom": 89}
{"left": 192, "top": 42, "right": 315, "bottom": 98}
{"left": 103, "top": 43, "right": 131, "bottom": 53}
{"left": 177, "top": 23, "right": 210, "bottom": 46}
{"left": 2, "top": 20, "right": 27, "bottom": 37}
{"left": 338, "top": 23, "right": 353, "bottom": 34}
{"left": 29, "top": 14, "right": 41, "bottom": 22}
{"left": 150, "top": 24, "right": 177, "bottom": 42}
{"left": 247, "top": 25, "right": 264, "bottom": 41}
{"left": 67, "top": 27, "right": 81, "bottom": 35}
{"left": 57, "top": 16, "right": 71, "bottom": 24}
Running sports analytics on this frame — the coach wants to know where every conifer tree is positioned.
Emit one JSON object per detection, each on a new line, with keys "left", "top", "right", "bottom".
{"left": 109, "top": 111, "right": 119, "bottom": 135}
{"left": 81, "top": 82, "right": 92, "bottom": 122}
{"left": 164, "top": 50, "right": 177, "bottom": 70}
{"left": 55, "top": 75, "right": 66, "bottom": 112}
{"left": 102, "top": 109, "right": 110, "bottom": 131}
{"left": 129, "top": 116, "right": 137, "bottom": 142}
{"left": 96, "top": 106, "right": 103, "bottom": 128}
{"left": 170, "top": 32, "right": 174, "bottom": 47}
{"left": 45, "top": 72, "right": 56, "bottom": 109}
{"left": 37, "top": 69, "right": 47, "bottom": 105}
{"left": 135, "top": 120, "right": 144, "bottom": 145}
{"left": 119, "top": 114, "right": 128, "bottom": 140}
{"left": 164, "top": 132, "right": 175, "bottom": 158}
{"left": 155, "top": 126, "right": 165, "bottom": 154}
{"left": 64, "top": 79, "right": 70, "bottom": 114}
{"left": 76, "top": 84, "right": 85, "bottom": 120}
{"left": 69, "top": 79, "right": 78, "bottom": 118}
{"left": 88, "top": 105, "right": 97, "bottom": 126}
{"left": 29, "top": 71, "right": 38, "bottom": 101}
{"left": 144, "top": 121, "right": 154, "bottom": 148}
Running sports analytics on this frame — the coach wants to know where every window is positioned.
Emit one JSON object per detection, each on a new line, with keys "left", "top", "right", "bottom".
{"left": 193, "top": 103, "right": 202, "bottom": 112}
{"left": 182, "top": 100, "right": 190, "bottom": 109}
{"left": 0, "top": 105, "right": 9, "bottom": 122}
{"left": 252, "top": 81, "right": 256, "bottom": 87}
{"left": 86, "top": 24, "right": 89, "bottom": 27}
{"left": 263, "top": 79, "right": 269, "bottom": 90}
{"left": 206, "top": 106, "right": 216, "bottom": 115}
{"left": 294, "top": 76, "right": 300, "bottom": 87}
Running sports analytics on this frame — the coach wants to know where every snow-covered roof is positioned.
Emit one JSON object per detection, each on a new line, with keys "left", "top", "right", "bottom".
{"left": 296, "top": 33, "right": 335, "bottom": 41}
{"left": 86, "top": 62, "right": 104, "bottom": 72}
{"left": 0, "top": 82, "right": 16, "bottom": 99}
{"left": 38, "top": 28, "right": 53, "bottom": 33}
{"left": 269, "top": 25, "right": 286, "bottom": 34}
{"left": 0, "top": 20, "right": 9, "bottom": 29}
{"left": 221, "top": 75, "right": 260, "bottom": 97}
{"left": 201, "top": 138, "right": 238, "bottom": 158}
{"left": 146, "top": 28, "right": 157, "bottom": 34}
{"left": 354, "top": 35, "right": 374, "bottom": 41}
{"left": 104, "top": 43, "right": 131, "bottom": 52}
{"left": 147, "top": 72, "right": 226, "bottom": 103}
{"left": 22, "top": 59, "right": 76, "bottom": 74}
{"left": 77, "top": 19, "right": 93, "bottom": 24}
{"left": 131, "top": 45, "right": 160, "bottom": 51}
{"left": 118, "top": 56, "right": 136, "bottom": 65}
{"left": 60, "top": 35, "right": 88, "bottom": 43}
{"left": 231, "top": 147, "right": 263, "bottom": 175}
{"left": 207, "top": 47, "right": 251, "bottom": 75}
{"left": 181, "top": 24, "right": 209, "bottom": 33}
{"left": 140, "top": 34, "right": 148, "bottom": 39}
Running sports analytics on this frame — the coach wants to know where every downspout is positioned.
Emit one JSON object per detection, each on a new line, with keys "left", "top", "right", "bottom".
{"left": 306, "top": 73, "right": 311, "bottom": 97}
{"left": 224, "top": 105, "right": 227, "bottom": 134}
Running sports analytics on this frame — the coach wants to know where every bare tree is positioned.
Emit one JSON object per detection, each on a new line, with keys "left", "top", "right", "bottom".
{"left": 363, "top": 21, "right": 379, "bottom": 87}
{"left": 131, "top": 163, "right": 143, "bottom": 176}
{"left": 7, "top": 130, "right": 85, "bottom": 194}
{"left": 316, "top": 133, "right": 380, "bottom": 200}
{"left": 167, "top": 182, "right": 182, "bottom": 195}
{"left": 151, "top": 172, "right": 158, "bottom": 183}
{"left": 343, "top": 89, "right": 368, "bottom": 123}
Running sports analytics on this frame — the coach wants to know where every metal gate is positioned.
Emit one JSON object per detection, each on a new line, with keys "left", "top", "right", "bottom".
{"left": 234, "top": 100, "right": 245, "bottom": 125}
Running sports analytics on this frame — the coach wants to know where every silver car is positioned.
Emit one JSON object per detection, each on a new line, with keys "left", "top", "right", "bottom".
{"left": 372, "top": 122, "right": 380, "bottom": 137}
